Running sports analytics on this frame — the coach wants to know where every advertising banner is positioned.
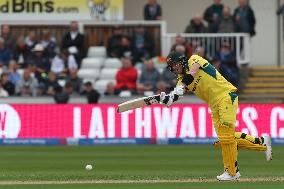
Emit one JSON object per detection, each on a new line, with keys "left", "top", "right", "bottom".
{"left": 0, "top": 0, "right": 123, "bottom": 21}
{"left": 0, "top": 104, "right": 283, "bottom": 139}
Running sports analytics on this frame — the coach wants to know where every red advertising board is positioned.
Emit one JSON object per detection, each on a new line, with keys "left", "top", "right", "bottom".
{"left": 0, "top": 104, "right": 283, "bottom": 138}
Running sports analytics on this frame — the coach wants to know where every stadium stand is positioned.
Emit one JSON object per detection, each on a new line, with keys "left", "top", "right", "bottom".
{"left": 81, "top": 57, "right": 105, "bottom": 69}
{"left": 104, "top": 58, "right": 122, "bottom": 68}
{"left": 87, "top": 46, "right": 107, "bottom": 58}
{"left": 77, "top": 68, "right": 100, "bottom": 81}
{"left": 239, "top": 66, "right": 284, "bottom": 103}
{"left": 94, "top": 79, "right": 116, "bottom": 94}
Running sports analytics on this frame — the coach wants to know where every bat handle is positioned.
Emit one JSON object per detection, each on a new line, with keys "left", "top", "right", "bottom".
{"left": 173, "top": 94, "right": 180, "bottom": 102}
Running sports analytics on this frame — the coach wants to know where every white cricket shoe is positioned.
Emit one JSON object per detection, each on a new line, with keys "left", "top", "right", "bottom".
{"left": 217, "top": 170, "right": 241, "bottom": 181}
{"left": 263, "top": 136, "right": 272, "bottom": 162}
{"left": 216, "top": 171, "right": 227, "bottom": 180}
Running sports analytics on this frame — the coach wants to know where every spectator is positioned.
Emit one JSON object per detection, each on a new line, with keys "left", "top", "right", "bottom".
{"left": 63, "top": 81, "right": 76, "bottom": 97}
{"left": 161, "top": 67, "right": 176, "bottom": 92}
{"left": 170, "top": 34, "right": 191, "bottom": 57}
{"left": 36, "top": 83, "right": 46, "bottom": 96}
{"left": 107, "top": 26, "right": 124, "bottom": 58}
{"left": 233, "top": 0, "right": 256, "bottom": 36}
{"left": 51, "top": 49, "right": 78, "bottom": 76}
{"left": 137, "top": 59, "right": 160, "bottom": 95}
{"left": 1, "top": 24, "right": 16, "bottom": 51}
{"left": 132, "top": 25, "right": 155, "bottom": 64}
{"left": 194, "top": 46, "right": 207, "bottom": 59}
{"left": 62, "top": 49, "right": 78, "bottom": 70}
{"left": 65, "top": 68, "right": 83, "bottom": 94}
{"left": 8, "top": 60, "right": 21, "bottom": 85}
{"left": 62, "top": 21, "right": 85, "bottom": 66}
{"left": 104, "top": 82, "right": 115, "bottom": 96}
{"left": 119, "top": 36, "right": 133, "bottom": 58}
{"left": 174, "top": 45, "right": 187, "bottom": 56}
{"left": 28, "top": 44, "right": 50, "bottom": 83}
{"left": 15, "top": 68, "right": 38, "bottom": 96}
{"left": 54, "top": 85, "right": 69, "bottom": 104}
{"left": 25, "top": 31, "right": 37, "bottom": 52}
{"left": 45, "top": 72, "right": 61, "bottom": 96}
{"left": 203, "top": 0, "right": 224, "bottom": 33}
{"left": 216, "top": 41, "right": 239, "bottom": 86}
{"left": 50, "top": 53, "right": 66, "bottom": 76}
{"left": 188, "top": 39, "right": 203, "bottom": 56}
{"left": 1, "top": 72, "right": 15, "bottom": 95}
{"left": 40, "top": 30, "right": 57, "bottom": 58}
{"left": 144, "top": 0, "right": 162, "bottom": 20}
{"left": 211, "top": 56, "right": 221, "bottom": 71}
{"left": 218, "top": 6, "right": 236, "bottom": 33}
{"left": 0, "top": 37, "right": 11, "bottom": 67}
{"left": 0, "top": 83, "right": 8, "bottom": 97}
{"left": 114, "top": 56, "right": 138, "bottom": 95}
{"left": 184, "top": 14, "right": 207, "bottom": 33}
{"left": 81, "top": 81, "right": 100, "bottom": 104}
{"left": 13, "top": 36, "right": 30, "bottom": 68}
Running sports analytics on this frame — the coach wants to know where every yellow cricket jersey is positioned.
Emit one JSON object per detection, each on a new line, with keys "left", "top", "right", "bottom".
{"left": 177, "top": 55, "right": 237, "bottom": 107}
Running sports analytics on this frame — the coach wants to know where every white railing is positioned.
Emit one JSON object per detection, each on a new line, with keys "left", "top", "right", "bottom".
{"left": 0, "top": 20, "right": 166, "bottom": 35}
{"left": 162, "top": 33, "right": 251, "bottom": 65}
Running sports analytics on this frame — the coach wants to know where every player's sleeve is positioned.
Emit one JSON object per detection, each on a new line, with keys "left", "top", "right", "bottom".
{"left": 176, "top": 75, "right": 183, "bottom": 87}
{"left": 188, "top": 55, "right": 207, "bottom": 68}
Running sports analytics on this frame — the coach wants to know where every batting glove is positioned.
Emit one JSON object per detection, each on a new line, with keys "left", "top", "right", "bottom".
{"left": 160, "top": 91, "right": 180, "bottom": 107}
{"left": 173, "top": 85, "right": 185, "bottom": 96}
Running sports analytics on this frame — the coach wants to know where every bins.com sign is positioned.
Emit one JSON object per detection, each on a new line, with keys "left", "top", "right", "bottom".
{"left": 0, "top": 0, "right": 123, "bottom": 21}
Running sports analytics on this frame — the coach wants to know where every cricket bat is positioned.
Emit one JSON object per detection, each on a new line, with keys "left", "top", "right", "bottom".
{"left": 117, "top": 95, "right": 161, "bottom": 113}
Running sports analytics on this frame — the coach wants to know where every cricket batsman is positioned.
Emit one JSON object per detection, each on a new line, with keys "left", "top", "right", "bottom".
{"left": 160, "top": 51, "right": 272, "bottom": 181}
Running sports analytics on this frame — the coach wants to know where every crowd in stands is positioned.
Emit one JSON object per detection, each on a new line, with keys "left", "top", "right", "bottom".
{"left": 107, "top": 25, "right": 155, "bottom": 64}
{"left": 185, "top": 0, "right": 256, "bottom": 36}
{"left": 180, "top": 0, "right": 256, "bottom": 86}
{"left": 0, "top": 0, "right": 255, "bottom": 102}
{"left": 0, "top": 21, "right": 91, "bottom": 103}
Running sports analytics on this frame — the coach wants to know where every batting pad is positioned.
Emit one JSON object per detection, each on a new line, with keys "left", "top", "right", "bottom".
{"left": 217, "top": 125, "right": 238, "bottom": 176}
{"left": 213, "top": 133, "right": 267, "bottom": 151}
{"left": 236, "top": 138, "right": 267, "bottom": 151}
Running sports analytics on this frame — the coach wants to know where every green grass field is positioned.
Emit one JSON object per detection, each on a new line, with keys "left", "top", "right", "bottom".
{"left": 0, "top": 145, "right": 283, "bottom": 189}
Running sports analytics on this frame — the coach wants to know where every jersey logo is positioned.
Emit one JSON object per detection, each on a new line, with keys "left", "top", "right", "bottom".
{"left": 192, "top": 59, "right": 199, "bottom": 64}
{"left": 200, "top": 62, "right": 217, "bottom": 80}
{"left": 192, "top": 75, "right": 202, "bottom": 92}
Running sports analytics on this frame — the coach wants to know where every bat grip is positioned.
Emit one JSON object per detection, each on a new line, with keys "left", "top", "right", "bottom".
{"left": 173, "top": 94, "right": 179, "bottom": 102}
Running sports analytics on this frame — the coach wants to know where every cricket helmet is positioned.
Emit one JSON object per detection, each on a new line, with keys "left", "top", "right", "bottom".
{"left": 166, "top": 51, "right": 188, "bottom": 73}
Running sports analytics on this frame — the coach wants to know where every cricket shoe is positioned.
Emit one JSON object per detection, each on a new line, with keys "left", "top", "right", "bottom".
{"left": 263, "top": 136, "right": 272, "bottom": 162}
{"left": 217, "top": 170, "right": 241, "bottom": 181}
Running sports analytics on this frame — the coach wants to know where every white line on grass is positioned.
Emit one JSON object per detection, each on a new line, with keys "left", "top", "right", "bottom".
{"left": 0, "top": 178, "right": 284, "bottom": 185}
